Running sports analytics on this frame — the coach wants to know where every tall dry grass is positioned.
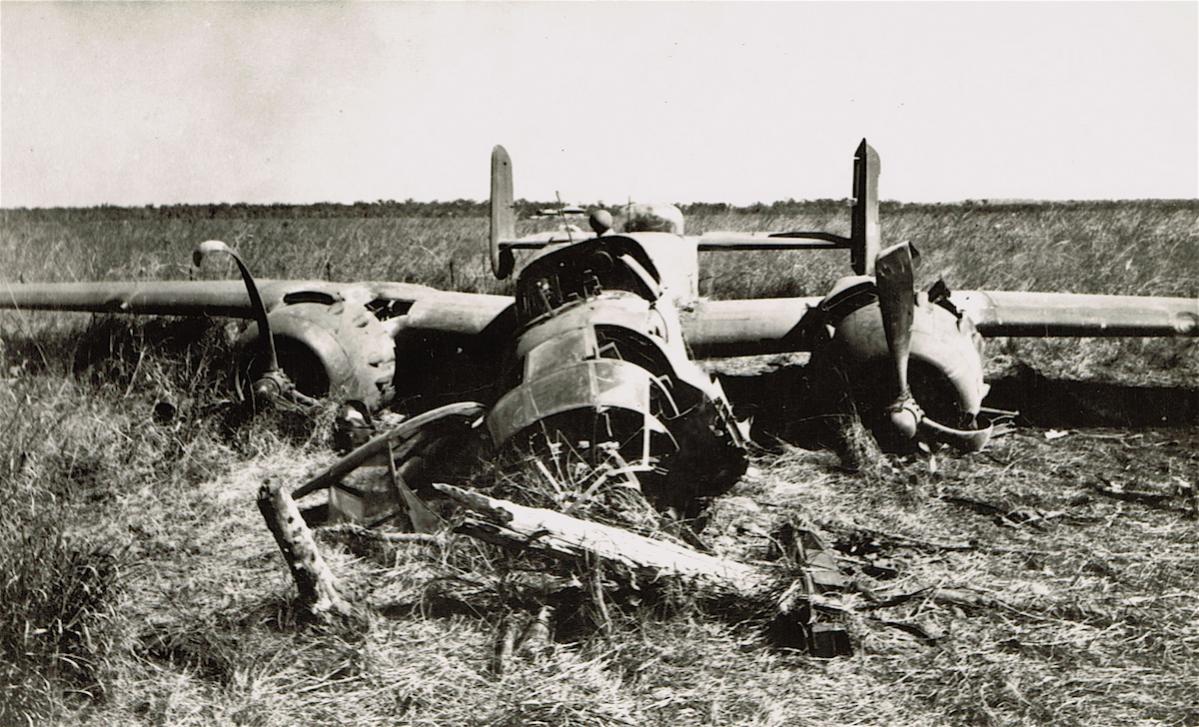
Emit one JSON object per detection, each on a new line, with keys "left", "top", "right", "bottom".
{"left": 5, "top": 201, "right": 1195, "bottom": 296}
{"left": 0, "top": 200, "right": 1196, "bottom": 724}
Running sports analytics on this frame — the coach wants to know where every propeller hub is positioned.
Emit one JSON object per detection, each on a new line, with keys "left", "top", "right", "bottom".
{"left": 250, "top": 368, "right": 320, "bottom": 409}
{"left": 252, "top": 371, "right": 287, "bottom": 403}
{"left": 886, "top": 397, "right": 923, "bottom": 440}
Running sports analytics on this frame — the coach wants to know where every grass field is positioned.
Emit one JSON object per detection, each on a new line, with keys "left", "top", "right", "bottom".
{"left": 1, "top": 201, "right": 1197, "bottom": 725}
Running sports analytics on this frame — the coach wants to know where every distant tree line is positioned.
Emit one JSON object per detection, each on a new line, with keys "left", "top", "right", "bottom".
{"left": 1, "top": 197, "right": 1194, "bottom": 223}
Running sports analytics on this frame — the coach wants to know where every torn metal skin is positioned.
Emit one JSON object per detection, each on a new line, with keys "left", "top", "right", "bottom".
{"left": 488, "top": 236, "right": 749, "bottom": 514}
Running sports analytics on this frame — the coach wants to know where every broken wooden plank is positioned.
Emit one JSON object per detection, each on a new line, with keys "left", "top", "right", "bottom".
{"left": 434, "top": 482, "right": 766, "bottom": 591}
{"left": 433, "top": 482, "right": 854, "bottom": 655}
{"left": 258, "top": 478, "right": 354, "bottom": 623}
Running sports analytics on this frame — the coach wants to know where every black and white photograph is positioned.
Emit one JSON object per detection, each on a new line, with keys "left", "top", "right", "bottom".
{"left": 1, "top": 2, "right": 1196, "bottom": 724}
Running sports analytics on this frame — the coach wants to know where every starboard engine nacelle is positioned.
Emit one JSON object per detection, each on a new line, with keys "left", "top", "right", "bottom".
{"left": 819, "top": 276, "right": 988, "bottom": 440}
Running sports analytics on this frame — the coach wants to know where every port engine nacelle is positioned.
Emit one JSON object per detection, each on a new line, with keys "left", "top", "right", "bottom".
{"left": 235, "top": 300, "right": 397, "bottom": 409}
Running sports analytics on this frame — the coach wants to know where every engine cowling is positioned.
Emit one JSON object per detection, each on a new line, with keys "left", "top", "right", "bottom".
{"left": 235, "top": 300, "right": 397, "bottom": 409}
{"left": 825, "top": 285, "right": 987, "bottom": 430}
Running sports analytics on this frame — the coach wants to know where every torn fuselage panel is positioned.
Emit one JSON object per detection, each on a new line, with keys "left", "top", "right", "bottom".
{"left": 486, "top": 237, "right": 746, "bottom": 511}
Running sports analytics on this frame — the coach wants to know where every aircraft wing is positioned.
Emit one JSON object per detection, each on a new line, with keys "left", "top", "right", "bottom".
{"left": 680, "top": 297, "right": 826, "bottom": 358}
{"left": 2, "top": 279, "right": 306, "bottom": 318}
{"left": 0, "top": 279, "right": 515, "bottom": 339}
{"left": 949, "top": 290, "right": 1198, "bottom": 337}
{"left": 8, "top": 278, "right": 1192, "bottom": 353}
{"left": 679, "top": 290, "right": 1197, "bottom": 359}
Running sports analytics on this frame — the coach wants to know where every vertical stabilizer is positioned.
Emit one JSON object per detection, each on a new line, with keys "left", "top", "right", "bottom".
{"left": 490, "top": 145, "right": 515, "bottom": 278}
{"left": 850, "top": 139, "right": 881, "bottom": 275}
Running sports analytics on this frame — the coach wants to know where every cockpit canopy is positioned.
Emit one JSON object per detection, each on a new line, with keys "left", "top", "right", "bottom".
{"left": 514, "top": 237, "right": 664, "bottom": 323}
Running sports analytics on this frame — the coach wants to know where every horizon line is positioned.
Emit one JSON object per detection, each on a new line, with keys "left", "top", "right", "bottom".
{"left": 3, "top": 197, "right": 1197, "bottom": 214}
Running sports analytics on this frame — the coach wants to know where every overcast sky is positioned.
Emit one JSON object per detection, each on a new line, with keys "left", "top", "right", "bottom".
{"left": 1, "top": 2, "right": 1196, "bottom": 207}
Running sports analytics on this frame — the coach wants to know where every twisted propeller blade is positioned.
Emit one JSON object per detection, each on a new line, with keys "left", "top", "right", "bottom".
{"left": 875, "top": 243, "right": 994, "bottom": 451}
{"left": 874, "top": 242, "right": 916, "bottom": 399}
{"left": 919, "top": 418, "right": 993, "bottom": 453}
{"left": 193, "top": 240, "right": 279, "bottom": 374}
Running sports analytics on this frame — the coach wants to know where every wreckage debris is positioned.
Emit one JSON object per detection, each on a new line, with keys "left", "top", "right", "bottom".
{"left": 257, "top": 477, "right": 354, "bottom": 624}
{"left": 260, "top": 395, "right": 1118, "bottom": 661}
{"left": 265, "top": 420, "right": 1016, "bottom": 660}
{"left": 262, "top": 449, "right": 1054, "bottom": 658}
{"left": 436, "top": 482, "right": 856, "bottom": 656}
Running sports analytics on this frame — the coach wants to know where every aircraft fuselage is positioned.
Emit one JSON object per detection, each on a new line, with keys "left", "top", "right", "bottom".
{"left": 484, "top": 234, "right": 746, "bottom": 511}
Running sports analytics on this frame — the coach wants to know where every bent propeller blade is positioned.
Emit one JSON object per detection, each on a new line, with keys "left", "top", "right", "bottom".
{"left": 874, "top": 242, "right": 916, "bottom": 399}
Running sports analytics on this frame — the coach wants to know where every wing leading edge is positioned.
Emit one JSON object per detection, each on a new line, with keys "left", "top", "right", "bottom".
{"left": 680, "top": 291, "right": 1197, "bottom": 359}
{"left": 950, "top": 291, "right": 1198, "bottom": 338}
{"left": 0, "top": 279, "right": 515, "bottom": 339}
{"left": 1, "top": 279, "right": 275, "bottom": 318}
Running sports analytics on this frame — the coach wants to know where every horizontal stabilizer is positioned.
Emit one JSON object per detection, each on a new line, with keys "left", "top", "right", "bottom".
{"left": 697, "top": 140, "right": 874, "bottom": 263}
{"left": 697, "top": 231, "right": 851, "bottom": 252}
{"left": 497, "top": 229, "right": 589, "bottom": 250}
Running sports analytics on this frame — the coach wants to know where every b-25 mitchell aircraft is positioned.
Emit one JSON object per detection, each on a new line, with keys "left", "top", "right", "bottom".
{"left": 3, "top": 141, "right": 1196, "bottom": 514}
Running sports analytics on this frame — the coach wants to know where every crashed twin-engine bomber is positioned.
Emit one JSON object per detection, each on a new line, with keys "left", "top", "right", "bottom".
{"left": 3, "top": 140, "right": 1196, "bottom": 522}
{"left": 5, "top": 139, "right": 1197, "bottom": 654}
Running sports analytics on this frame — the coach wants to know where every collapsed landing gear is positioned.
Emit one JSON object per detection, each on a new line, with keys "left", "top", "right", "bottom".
{"left": 296, "top": 402, "right": 488, "bottom": 528}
